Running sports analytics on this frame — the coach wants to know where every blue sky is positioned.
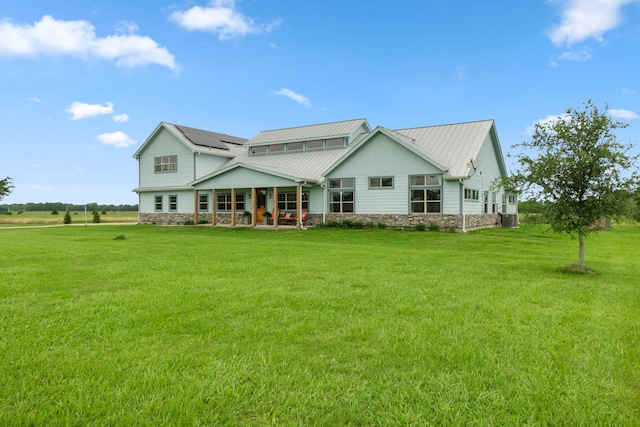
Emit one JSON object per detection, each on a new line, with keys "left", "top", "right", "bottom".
{"left": 1, "top": 0, "right": 639, "bottom": 205}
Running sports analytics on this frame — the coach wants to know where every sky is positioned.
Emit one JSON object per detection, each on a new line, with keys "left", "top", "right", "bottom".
{"left": 1, "top": 0, "right": 639, "bottom": 205}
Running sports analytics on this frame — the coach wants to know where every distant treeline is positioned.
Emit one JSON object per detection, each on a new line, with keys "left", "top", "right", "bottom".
{"left": 0, "top": 202, "right": 138, "bottom": 212}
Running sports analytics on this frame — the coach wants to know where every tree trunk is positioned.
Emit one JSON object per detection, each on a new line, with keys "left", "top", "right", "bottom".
{"left": 578, "top": 230, "right": 585, "bottom": 269}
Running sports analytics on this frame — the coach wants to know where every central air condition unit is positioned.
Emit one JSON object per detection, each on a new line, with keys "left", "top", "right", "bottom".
{"left": 502, "top": 214, "right": 518, "bottom": 228}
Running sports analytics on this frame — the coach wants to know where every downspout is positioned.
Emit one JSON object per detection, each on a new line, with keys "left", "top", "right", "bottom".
{"left": 459, "top": 179, "right": 467, "bottom": 233}
{"left": 320, "top": 178, "right": 327, "bottom": 224}
{"left": 299, "top": 181, "right": 308, "bottom": 230}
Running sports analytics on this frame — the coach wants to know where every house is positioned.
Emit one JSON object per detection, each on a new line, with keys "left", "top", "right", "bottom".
{"left": 133, "top": 118, "right": 517, "bottom": 230}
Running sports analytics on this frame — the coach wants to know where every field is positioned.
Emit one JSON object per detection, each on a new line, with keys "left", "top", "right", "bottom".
{"left": 0, "top": 224, "right": 638, "bottom": 425}
{"left": 0, "top": 211, "right": 138, "bottom": 226}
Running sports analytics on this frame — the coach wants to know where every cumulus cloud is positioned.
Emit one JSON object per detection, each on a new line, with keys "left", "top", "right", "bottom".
{"left": 610, "top": 108, "right": 639, "bottom": 120}
{"left": 274, "top": 88, "right": 311, "bottom": 108}
{"left": 66, "top": 101, "right": 113, "bottom": 120}
{"left": 170, "top": 0, "right": 282, "bottom": 40}
{"left": 524, "top": 114, "right": 569, "bottom": 135}
{"left": 112, "top": 113, "right": 129, "bottom": 122}
{"left": 0, "top": 15, "right": 178, "bottom": 70}
{"left": 97, "top": 131, "right": 136, "bottom": 148}
{"left": 548, "top": 0, "right": 637, "bottom": 46}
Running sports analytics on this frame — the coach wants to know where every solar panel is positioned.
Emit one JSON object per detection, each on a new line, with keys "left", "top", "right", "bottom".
{"left": 175, "top": 125, "right": 229, "bottom": 150}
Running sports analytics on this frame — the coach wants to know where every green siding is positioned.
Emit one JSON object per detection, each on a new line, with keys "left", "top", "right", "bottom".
{"left": 194, "top": 167, "right": 297, "bottom": 190}
{"left": 138, "top": 128, "right": 194, "bottom": 188}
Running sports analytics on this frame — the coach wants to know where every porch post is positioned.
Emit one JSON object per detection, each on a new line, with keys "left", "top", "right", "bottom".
{"left": 297, "top": 184, "right": 302, "bottom": 229}
{"left": 251, "top": 187, "right": 257, "bottom": 226}
{"left": 194, "top": 190, "right": 199, "bottom": 225}
{"left": 231, "top": 188, "right": 236, "bottom": 226}
{"left": 211, "top": 189, "right": 216, "bottom": 225}
{"left": 273, "top": 186, "right": 278, "bottom": 228}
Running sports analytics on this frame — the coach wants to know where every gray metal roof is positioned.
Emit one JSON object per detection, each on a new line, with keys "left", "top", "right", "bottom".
{"left": 246, "top": 118, "right": 369, "bottom": 146}
{"left": 174, "top": 124, "right": 247, "bottom": 150}
{"left": 393, "top": 120, "right": 496, "bottom": 178}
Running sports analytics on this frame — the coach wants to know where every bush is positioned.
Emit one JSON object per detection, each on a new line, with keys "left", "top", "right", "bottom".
{"left": 377, "top": 222, "right": 386, "bottom": 229}
{"left": 416, "top": 224, "right": 426, "bottom": 232}
{"left": 352, "top": 221, "right": 364, "bottom": 229}
{"left": 51, "top": 210, "right": 59, "bottom": 215}
{"left": 101, "top": 210, "right": 107, "bottom": 215}
{"left": 198, "top": 219, "right": 209, "bottom": 224}
{"left": 366, "top": 222, "right": 375, "bottom": 229}
{"left": 114, "top": 234, "right": 126, "bottom": 240}
{"left": 341, "top": 219, "right": 353, "bottom": 229}
{"left": 63, "top": 210, "right": 72, "bottom": 224}
{"left": 92, "top": 210, "right": 101, "bottom": 223}
{"left": 184, "top": 219, "right": 194, "bottom": 225}
{"left": 428, "top": 222, "right": 439, "bottom": 232}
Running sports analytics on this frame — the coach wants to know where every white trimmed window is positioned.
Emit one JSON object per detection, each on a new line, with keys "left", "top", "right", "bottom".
{"left": 410, "top": 174, "right": 442, "bottom": 213}
{"left": 199, "top": 194, "right": 209, "bottom": 212}
{"left": 329, "top": 178, "right": 354, "bottom": 213}
{"left": 154, "top": 156, "right": 177, "bottom": 173}
{"left": 277, "top": 192, "right": 309, "bottom": 211}
{"left": 217, "top": 194, "right": 245, "bottom": 211}
{"left": 169, "top": 195, "right": 178, "bottom": 212}
{"left": 464, "top": 188, "right": 479, "bottom": 200}
{"left": 508, "top": 194, "right": 517, "bottom": 204}
{"left": 154, "top": 195, "right": 163, "bottom": 212}
{"left": 369, "top": 176, "right": 393, "bottom": 189}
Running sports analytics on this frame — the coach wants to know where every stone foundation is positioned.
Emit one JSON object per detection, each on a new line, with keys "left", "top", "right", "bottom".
{"left": 139, "top": 212, "right": 504, "bottom": 231}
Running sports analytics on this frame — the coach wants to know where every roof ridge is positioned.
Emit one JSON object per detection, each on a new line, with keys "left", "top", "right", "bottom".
{"left": 394, "top": 119, "right": 494, "bottom": 132}
{"left": 257, "top": 118, "right": 367, "bottom": 133}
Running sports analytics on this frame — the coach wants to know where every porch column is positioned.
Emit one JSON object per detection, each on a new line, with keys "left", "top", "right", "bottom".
{"left": 194, "top": 190, "right": 199, "bottom": 225}
{"left": 273, "top": 186, "right": 278, "bottom": 228}
{"left": 211, "top": 189, "right": 216, "bottom": 225}
{"left": 251, "top": 187, "right": 257, "bottom": 226}
{"left": 297, "top": 184, "right": 302, "bottom": 229}
{"left": 231, "top": 188, "right": 236, "bottom": 226}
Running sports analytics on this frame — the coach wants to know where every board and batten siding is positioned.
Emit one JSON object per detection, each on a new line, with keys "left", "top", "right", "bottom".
{"left": 328, "top": 132, "right": 444, "bottom": 214}
{"left": 138, "top": 128, "right": 194, "bottom": 188}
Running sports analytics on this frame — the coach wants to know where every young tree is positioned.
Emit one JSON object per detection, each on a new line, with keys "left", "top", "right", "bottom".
{"left": 510, "top": 100, "right": 638, "bottom": 270}
{"left": 0, "top": 176, "right": 14, "bottom": 201}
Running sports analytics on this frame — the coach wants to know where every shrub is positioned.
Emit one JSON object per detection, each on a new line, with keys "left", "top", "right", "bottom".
{"left": 63, "top": 210, "right": 72, "bottom": 224}
{"left": 377, "top": 222, "right": 386, "bottom": 229}
{"left": 366, "top": 222, "right": 375, "bottom": 229}
{"left": 428, "top": 222, "right": 439, "bottom": 232}
{"left": 352, "top": 221, "right": 364, "bottom": 229}
{"left": 51, "top": 210, "right": 59, "bottom": 215}
{"left": 416, "top": 224, "right": 426, "bottom": 232}
{"left": 92, "top": 210, "right": 101, "bottom": 223}
{"left": 114, "top": 234, "right": 126, "bottom": 240}
{"left": 101, "top": 210, "right": 107, "bottom": 215}
{"left": 184, "top": 219, "right": 194, "bottom": 225}
{"left": 328, "top": 221, "right": 341, "bottom": 228}
{"left": 341, "top": 219, "right": 353, "bottom": 229}
{"left": 198, "top": 219, "right": 209, "bottom": 224}
{"left": 17, "top": 211, "right": 23, "bottom": 215}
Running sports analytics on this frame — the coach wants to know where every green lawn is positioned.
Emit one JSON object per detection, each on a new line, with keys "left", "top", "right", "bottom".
{"left": 1, "top": 225, "right": 638, "bottom": 425}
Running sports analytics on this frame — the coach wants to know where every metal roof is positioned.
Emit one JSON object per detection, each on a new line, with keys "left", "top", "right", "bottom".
{"left": 174, "top": 124, "right": 247, "bottom": 150}
{"left": 246, "top": 118, "right": 370, "bottom": 146}
{"left": 393, "top": 120, "right": 496, "bottom": 178}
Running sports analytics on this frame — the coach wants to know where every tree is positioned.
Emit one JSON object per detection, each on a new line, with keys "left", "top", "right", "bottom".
{"left": 92, "top": 210, "right": 101, "bottom": 223}
{"left": 0, "top": 176, "right": 14, "bottom": 201}
{"left": 63, "top": 210, "right": 72, "bottom": 224}
{"left": 509, "top": 100, "right": 638, "bottom": 270}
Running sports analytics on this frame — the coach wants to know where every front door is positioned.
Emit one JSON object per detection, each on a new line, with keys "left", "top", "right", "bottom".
{"left": 256, "top": 188, "right": 267, "bottom": 222}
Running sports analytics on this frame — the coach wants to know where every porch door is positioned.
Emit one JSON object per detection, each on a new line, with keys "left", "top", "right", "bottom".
{"left": 256, "top": 188, "right": 267, "bottom": 222}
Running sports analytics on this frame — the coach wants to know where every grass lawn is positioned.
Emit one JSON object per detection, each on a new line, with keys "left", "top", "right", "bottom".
{"left": 0, "top": 211, "right": 138, "bottom": 227}
{"left": 0, "top": 224, "right": 638, "bottom": 425}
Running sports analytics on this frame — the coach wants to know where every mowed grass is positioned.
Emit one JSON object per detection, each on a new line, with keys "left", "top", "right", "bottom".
{"left": 0, "top": 224, "right": 638, "bottom": 425}
{"left": 0, "top": 211, "right": 138, "bottom": 226}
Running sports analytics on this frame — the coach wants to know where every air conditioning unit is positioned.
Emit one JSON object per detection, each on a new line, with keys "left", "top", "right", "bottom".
{"left": 502, "top": 214, "right": 518, "bottom": 228}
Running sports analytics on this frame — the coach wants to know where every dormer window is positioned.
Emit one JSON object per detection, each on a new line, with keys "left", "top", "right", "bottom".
{"left": 305, "top": 140, "right": 323, "bottom": 151}
{"left": 268, "top": 144, "right": 284, "bottom": 154}
{"left": 325, "top": 138, "right": 344, "bottom": 148}
{"left": 287, "top": 142, "right": 303, "bottom": 152}
{"left": 251, "top": 146, "right": 266, "bottom": 155}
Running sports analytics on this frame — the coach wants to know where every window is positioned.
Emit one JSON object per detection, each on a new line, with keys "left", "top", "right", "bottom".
{"left": 492, "top": 192, "right": 497, "bottom": 213}
{"left": 268, "top": 144, "right": 284, "bottom": 154}
{"left": 329, "top": 178, "right": 354, "bottom": 213}
{"left": 325, "top": 137, "right": 344, "bottom": 148}
{"left": 410, "top": 174, "right": 442, "bottom": 213}
{"left": 305, "top": 140, "right": 323, "bottom": 151}
{"left": 154, "top": 156, "right": 177, "bottom": 173}
{"left": 217, "top": 193, "right": 245, "bottom": 211}
{"left": 250, "top": 146, "right": 266, "bottom": 155}
{"left": 277, "top": 192, "right": 309, "bottom": 211}
{"left": 464, "top": 188, "right": 479, "bottom": 200}
{"left": 287, "top": 142, "right": 303, "bottom": 152}
{"left": 369, "top": 176, "right": 393, "bottom": 189}
{"left": 199, "top": 194, "right": 209, "bottom": 212}
{"left": 169, "top": 195, "right": 178, "bottom": 212}
{"left": 484, "top": 191, "right": 489, "bottom": 213}
{"left": 154, "top": 195, "right": 163, "bottom": 212}
{"left": 508, "top": 194, "right": 517, "bottom": 204}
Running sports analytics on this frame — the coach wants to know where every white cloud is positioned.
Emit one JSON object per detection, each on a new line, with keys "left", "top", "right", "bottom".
{"left": 610, "top": 108, "right": 639, "bottom": 120}
{"left": 548, "top": 0, "right": 637, "bottom": 46}
{"left": 524, "top": 114, "right": 569, "bottom": 135}
{"left": 556, "top": 46, "right": 593, "bottom": 62}
{"left": 170, "top": 0, "right": 282, "bottom": 40}
{"left": 112, "top": 113, "right": 129, "bottom": 122}
{"left": 114, "top": 20, "right": 139, "bottom": 35}
{"left": 66, "top": 101, "right": 113, "bottom": 120}
{"left": 274, "top": 88, "right": 311, "bottom": 108}
{"left": 28, "top": 95, "right": 41, "bottom": 103}
{"left": 0, "top": 15, "right": 178, "bottom": 70}
{"left": 97, "top": 131, "right": 136, "bottom": 148}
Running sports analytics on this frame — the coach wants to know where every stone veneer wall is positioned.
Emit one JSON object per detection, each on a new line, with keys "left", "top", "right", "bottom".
{"left": 139, "top": 212, "right": 505, "bottom": 231}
